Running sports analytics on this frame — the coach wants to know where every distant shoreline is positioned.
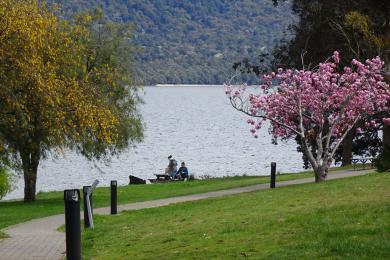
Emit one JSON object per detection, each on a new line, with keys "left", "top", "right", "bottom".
{"left": 154, "top": 84, "right": 224, "bottom": 87}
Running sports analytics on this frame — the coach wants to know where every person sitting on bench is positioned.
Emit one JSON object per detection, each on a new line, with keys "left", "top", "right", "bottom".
{"left": 175, "top": 162, "right": 189, "bottom": 180}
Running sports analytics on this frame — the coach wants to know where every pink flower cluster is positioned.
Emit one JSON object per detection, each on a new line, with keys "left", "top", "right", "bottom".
{"left": 227, "top": 51, "right": 390, "bottom": 141}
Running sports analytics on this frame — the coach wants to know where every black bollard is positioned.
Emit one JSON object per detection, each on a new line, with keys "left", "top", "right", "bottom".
{"left": 64, "top": 189, "right": 81, "bottom": 260}
{"left": 111, "top": 180, "right": 117, "bottom": 215}
{"left": 83, "top": 186, "right": 92, "bottom": 228}
{"left": 270, "top": 162, "right": 276, "bottom": 188}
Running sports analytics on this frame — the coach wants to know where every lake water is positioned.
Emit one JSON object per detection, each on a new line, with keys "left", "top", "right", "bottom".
{"left": 4, "top": 86, "right": 303, "bottom": 200}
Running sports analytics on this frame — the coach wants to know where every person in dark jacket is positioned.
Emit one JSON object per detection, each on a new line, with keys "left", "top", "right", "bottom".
{"left": 176, "top": 162, "right": 189, "bottom": 180}
{"left": 167, "top": 155, "right": 178, "bottom": 179}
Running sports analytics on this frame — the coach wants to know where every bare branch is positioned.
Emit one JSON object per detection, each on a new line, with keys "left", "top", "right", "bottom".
{"left": 297, "top": 94, "right": 318, "bottom": 168}
{"left": 301, "top": 50, "right": 307, "bottom": 70}
{"left": 330, "top": 115, "right": 361, "bottom": 159}
{"left": 329, "top": 20, "right": 360, "bottom": 59}
{"left": 225, "top": 73, "right": 241, "bottom": 85}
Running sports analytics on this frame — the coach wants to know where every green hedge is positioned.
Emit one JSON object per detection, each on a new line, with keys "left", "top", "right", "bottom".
{"left": 375, "top": 149, "right": 390, "bottom": 172}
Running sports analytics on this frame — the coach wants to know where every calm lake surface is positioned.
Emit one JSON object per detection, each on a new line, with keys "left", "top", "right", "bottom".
{"left": 4, "top": 86, "right": 303, "bottom": 200}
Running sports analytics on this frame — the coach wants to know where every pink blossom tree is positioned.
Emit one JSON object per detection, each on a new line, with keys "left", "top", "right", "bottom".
{"left": 227, "top": 52, "right": 390, "bottom": 182}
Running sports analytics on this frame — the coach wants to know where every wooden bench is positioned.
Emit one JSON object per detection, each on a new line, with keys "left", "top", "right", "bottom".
{"left": 148, "top": 174, "right": 171, "bottom": 183}
{"left": 149, "top": 174, "right": 189, "bottom": 183}
{"left": 155, "top": 174, "right": 171, "bottom": 180}
{"left": 351, "top": 157, "right": 375, "bottom": 170}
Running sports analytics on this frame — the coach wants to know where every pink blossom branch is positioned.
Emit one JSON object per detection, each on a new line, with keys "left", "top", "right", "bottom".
{"left": 230, "top": 97, "right": 302, "bottom": 136}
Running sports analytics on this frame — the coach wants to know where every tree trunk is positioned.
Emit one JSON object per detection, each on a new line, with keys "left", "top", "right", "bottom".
{"left": 21, "top": 145, "right": 40, "bottom": 202}
{"left": 341, "top": 131, "right": 354, "bottom": 166}
{"left": 23, "top": 165, "right": 37, "bottom": 202}
{"left": 384, "top": 122, "right": 390, "bottom": 154}
{"left": 383, "top": 75, "right": 390, "bottom": 155}
{"left": 314, "top": 166, "right": 327, "bottom": 183}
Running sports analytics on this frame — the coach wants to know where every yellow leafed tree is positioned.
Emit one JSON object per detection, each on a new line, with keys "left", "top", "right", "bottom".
{"left": 0, "top": 0, "right": 143, "bottom": 201}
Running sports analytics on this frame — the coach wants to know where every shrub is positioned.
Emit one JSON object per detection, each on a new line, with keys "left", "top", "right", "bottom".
{"left": 0, "top": 168, "right": 12, "bottom": 199}
{"left": 375, "top": 150, "right": 390, "bottom": 172}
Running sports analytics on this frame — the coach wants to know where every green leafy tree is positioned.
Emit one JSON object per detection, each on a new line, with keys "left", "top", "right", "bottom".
{"left": 0, "top": 169, "right": 12, "bottom": 199}
{"left": 0, "top": 1, "right": 143, "bottom": 201}
{"left": 270, "top": 0, "right": 390, "bottom": 166}
{"left": 339, "top": 8, "right": 390, "bottom": 167}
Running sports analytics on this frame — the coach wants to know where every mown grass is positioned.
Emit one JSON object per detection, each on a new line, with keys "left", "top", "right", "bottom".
{"left": 81, "top": 172, "right": 390, "bottom": 259}
{"left": 0, "top": 172, "right": 303, "bottom": 230}
{"left": 0, "top": 165, "right": 369, "bottom": 237}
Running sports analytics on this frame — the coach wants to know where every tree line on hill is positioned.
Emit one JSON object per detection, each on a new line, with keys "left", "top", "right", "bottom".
{"left": 50, "top": 0, "right": 296, "bottom": 85}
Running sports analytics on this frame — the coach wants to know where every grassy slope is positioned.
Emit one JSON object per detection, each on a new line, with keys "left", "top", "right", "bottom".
{"left": 0, "top": 172, "right": 315, "bottom": 230}
{"left": 81, "top": 172, "right": 390, "bottom": 259}
{"left": 0, "top": 165, "right": 370, "bottom": 236}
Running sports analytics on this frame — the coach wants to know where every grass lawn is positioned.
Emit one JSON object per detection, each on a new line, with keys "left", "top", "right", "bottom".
{"left": 0, "top": 172, "right": 310, "bottom": 230}
{"left": 0, "top": 165, "right": 370, "bottom": 237}
{"left": 81, "top": 172, "right": 390, "bottom": 259}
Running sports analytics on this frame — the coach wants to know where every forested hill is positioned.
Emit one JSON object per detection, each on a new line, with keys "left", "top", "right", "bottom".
{"left": 52, "top": 0, "right": 295, "bottom": 85}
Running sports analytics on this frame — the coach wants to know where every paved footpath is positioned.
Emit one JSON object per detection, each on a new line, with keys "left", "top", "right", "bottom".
{"left": 0, "top": 169, "right": 373, "bottom": 260}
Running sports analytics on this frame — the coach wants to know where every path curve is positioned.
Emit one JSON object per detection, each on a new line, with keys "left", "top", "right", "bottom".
{"left": 0, "top": 169, "right": 372, "bottom": 260}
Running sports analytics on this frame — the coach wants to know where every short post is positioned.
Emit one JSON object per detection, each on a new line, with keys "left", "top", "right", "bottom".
{"left": 64, "top": 189, "right": 81, "bottom": 260}
{"left": 111, "top": 180, "right": 117, "bottom": 215}
{"left": 83, "top": 186, "right": 92, "bottom": 228}
{"left": 270, "top": 162, "right": 276, "bottom": 189}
